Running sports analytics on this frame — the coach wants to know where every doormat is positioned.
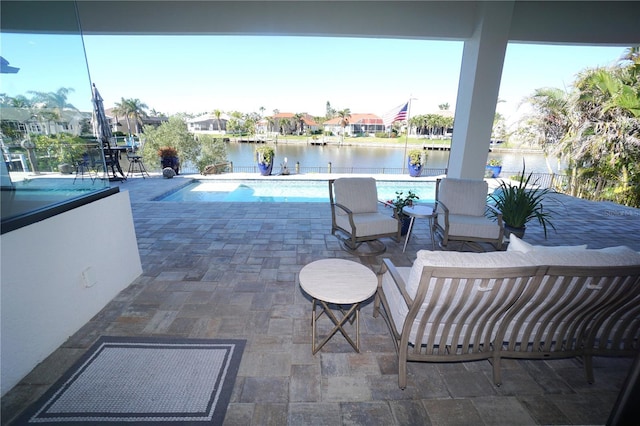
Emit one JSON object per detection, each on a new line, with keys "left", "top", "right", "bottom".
{"left": 15, "top": 336, "right": 245, "bottom": 425}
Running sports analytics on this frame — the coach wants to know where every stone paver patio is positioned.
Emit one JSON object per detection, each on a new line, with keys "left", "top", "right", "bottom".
{"left": 3, "top": 173, "right": 640, "bottom": 425}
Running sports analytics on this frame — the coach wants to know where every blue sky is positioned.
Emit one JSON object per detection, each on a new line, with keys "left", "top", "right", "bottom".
{"left": 1, "top": 33, "right": 628, "bottom": 124}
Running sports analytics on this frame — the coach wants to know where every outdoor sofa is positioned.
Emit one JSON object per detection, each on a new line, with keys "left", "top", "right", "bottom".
{"left": 375, "top": 234, "right": 640, "bottom": 389}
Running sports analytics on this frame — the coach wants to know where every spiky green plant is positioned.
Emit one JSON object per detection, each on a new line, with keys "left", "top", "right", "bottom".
{"left": 489, "top": 163, "right": 556, "bottom": 238}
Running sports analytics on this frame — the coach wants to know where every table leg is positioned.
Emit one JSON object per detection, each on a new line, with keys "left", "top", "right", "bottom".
{"left": 402, "top": 217, "right": 417, "bottom": 252}
{"left": 311, "top": 299, "right": 360, "bottom": 354}
{"left": 429, "top": 216, "right": 436, "bottom": 249}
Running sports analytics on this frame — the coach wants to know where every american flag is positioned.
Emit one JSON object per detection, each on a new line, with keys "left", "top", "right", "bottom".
{"left": 382, "top": 102, "right": 409, "bottom": 127}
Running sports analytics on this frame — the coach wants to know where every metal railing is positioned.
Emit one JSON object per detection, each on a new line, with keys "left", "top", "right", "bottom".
{"left": 178, "top": 162, "right": 448, "bottom": 177}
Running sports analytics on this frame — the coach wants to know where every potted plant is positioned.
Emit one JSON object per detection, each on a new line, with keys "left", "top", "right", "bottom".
{"left": 255, "top": 145, "right": 275, "bottom": 176}
{"left": 485, "top": 158, "right": 502, "bottom": 178}
{"left": 488, "top": 163, "right": 555, "bottom": 239}
{"left": 386, "top": 190, "right": 420, "bottom": 235}
{"left": 407, "top": 149, "right": 426, "bottom": 177}
{"left": 158, "top": 146, "right": 179, "bottom": 175}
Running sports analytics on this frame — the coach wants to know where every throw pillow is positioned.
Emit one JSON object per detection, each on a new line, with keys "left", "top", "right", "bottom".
{"left": 507, "top": 234, "right": 588, "bottom": 253}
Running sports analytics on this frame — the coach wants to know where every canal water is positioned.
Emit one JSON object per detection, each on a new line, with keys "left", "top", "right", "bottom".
{"left": 224, "top": 142, "right": 561, "bottom": 174}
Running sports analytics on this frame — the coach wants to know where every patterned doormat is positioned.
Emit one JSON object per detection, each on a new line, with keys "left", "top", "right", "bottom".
{"left": 15, "top": 336, "right": 245, "bottom": 425}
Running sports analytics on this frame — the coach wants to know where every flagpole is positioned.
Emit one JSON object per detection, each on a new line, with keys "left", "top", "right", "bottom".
{"left": 402, "top": 97, "right": 414, "bottom": 172}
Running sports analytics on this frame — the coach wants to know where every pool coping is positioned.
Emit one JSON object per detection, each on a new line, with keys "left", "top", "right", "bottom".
{"left": 150, "top": 173, "right": 441, "bottom": 203}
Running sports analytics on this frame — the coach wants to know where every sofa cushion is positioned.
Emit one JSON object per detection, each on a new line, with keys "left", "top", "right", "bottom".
{"left": 406, "top": 250, "right": 533, "bottom": 299}
{"left": 507, "top": 234, "right": 588, "bottom": 253}
{"left": 530, "top": 244, "right": 640, "bottom": 267}
{"left": 380, "top": 266, "right": 412, "bottom": 337}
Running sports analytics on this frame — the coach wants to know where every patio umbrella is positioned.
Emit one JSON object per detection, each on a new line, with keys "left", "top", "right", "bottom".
{"left": 92, "top": 83, "right": 125, "bottom": 180}
{"left": 91, "top": 83, "right": 113, "bottom": 145}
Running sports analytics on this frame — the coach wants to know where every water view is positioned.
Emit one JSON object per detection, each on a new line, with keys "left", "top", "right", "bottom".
{"left": 223, "top": 142, "right": 562, "bottom": 175}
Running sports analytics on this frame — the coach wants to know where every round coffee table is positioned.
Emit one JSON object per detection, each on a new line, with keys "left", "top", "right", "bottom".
{"left": 402, "top": 204, "right": 435, "bottom": 252}
{"left": 299, "top": 259, "right": 377, "bottom": 354}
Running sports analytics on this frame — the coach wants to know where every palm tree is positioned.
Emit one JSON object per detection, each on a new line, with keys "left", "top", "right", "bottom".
{"left": 149, "top": 108, "right": 165, "bottom": 117}
{"left": 337, "top": 108, "right": 351, "bottom": 143}
{"left": 620, "top": 46, "right": 640, "bottom": 64}
{"left": 213, "top": 109, "right": 223, "bottom": 131}
{"left": 266, "top": 116, "right": 275, "bottom": 133}
{"left": 425, "top": 114, "right": 438, "bottom": 137}
{"left": 28, "top": 87, "right": 77, "bottom": 134}
{"left": 293, "top": 113, "right": 305, "bottom": 135}
{"left": 113, "top": 98, "right": 148, "bottom": 135}
{"left": 278, "top": 118, "right": 288, "bottom": 135}
{"left": 521, "top": 87, "right": 570, "bottom": 149}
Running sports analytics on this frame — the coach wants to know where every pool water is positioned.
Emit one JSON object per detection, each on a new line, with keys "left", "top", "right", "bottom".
{"left": 156, "top": 179, "right": 436, "bottom": 203}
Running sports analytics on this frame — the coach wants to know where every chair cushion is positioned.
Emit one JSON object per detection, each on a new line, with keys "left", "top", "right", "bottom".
{"left": 335, "top": 212, "right": 398, "bottom": 237}
{"left": 438, "top": 178, "right": 488, "bottom": 216}
{"left": 436, "top": 214, "right": 501, "bottom": 240}
{"left": 334, "top": 177, "right": 378, "bottom": 214}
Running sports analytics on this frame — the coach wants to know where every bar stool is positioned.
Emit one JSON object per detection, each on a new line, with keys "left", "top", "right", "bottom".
{"left": 126, "top": 149, "right": 149, "bottom": 178}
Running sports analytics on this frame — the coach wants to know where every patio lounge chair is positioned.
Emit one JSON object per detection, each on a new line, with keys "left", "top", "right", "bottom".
{"left": 434, "top": 178, "right": 504, "bottom": 250}
{"left": 329, "top": 177, "right": 401, "bottom": 251}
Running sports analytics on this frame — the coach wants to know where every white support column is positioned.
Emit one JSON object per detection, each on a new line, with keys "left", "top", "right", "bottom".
{"left": 448, "top": 1, "right": 514, "bottom": 179}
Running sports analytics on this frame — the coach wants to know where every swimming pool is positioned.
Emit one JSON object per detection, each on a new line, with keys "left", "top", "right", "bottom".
{"left": 156, "top": 179, "right": 436, "bottom": 203}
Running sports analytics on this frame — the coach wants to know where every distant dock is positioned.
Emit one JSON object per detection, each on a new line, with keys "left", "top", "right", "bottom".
{"left": 423, "top": 144, "right": 450, "bottom": 151}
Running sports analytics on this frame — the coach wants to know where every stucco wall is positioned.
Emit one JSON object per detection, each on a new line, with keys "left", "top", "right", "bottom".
{"left": 0, "top": 191, "right": 142, "bottom": 395}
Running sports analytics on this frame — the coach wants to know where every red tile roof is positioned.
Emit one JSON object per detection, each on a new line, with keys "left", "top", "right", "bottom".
{"left": 271, "top": 112, "right": 319, "bottom": 126}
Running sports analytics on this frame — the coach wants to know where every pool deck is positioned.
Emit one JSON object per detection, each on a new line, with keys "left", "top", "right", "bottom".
{"left": 3, "top": 172, "right": 640, "bottom": 425}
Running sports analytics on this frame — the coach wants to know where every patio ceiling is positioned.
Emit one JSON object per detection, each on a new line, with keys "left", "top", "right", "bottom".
{"left": 3, "top": 1, "right": 638, "bottom": 45}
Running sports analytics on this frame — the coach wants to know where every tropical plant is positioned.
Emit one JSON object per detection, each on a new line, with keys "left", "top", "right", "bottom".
{"left": 408, "top": 149, "right": 424, "bottom": 166}
{"left": 157, "top": 146, "right": 178, "bottom": 158}
{"left": 519, "top": 50, "right": 640, "bottom": 208}
{"left": 489, "top": 163, "right": 555, "bottom": 238}
{"left": 255, "top": 145, "right": 275, "bottom": 165}
{"left": 385, "top": 190, "right": 419, "bottom": 220}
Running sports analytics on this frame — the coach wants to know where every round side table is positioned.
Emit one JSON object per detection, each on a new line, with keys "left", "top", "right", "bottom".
{"left": 401, "top": 204, "right": 435, "bottom": 252}
{"left": 299, "top": 259, "right": 377, "bottom": 354}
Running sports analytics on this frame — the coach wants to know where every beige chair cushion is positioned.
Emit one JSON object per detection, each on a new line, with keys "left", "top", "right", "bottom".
{"left": 334, "top": 177, "right": 378, "bottom": 214}
{"left": 335, "top": 212, "right": 398, "bottom": 237}
{"left": 438, "top": 178, "right": 488, "bottom": 216}
{"left": 436, "top": 213, "right": 501, "bottom": 240}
